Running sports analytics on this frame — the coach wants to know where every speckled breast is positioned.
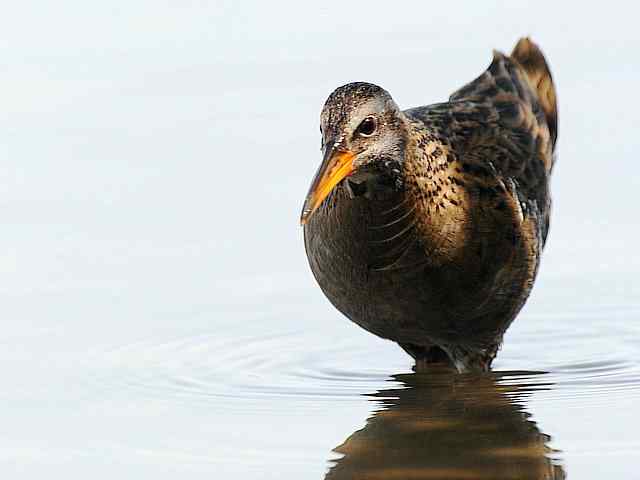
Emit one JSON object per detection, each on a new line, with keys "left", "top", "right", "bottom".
{"left": 303, "top": 182, "right": 536, "bottom": 349}
{"left": 303, "top": 183, "right": 452, "bottom": 345}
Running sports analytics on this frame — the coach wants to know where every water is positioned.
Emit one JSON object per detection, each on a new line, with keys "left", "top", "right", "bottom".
{"left": 1, "top": 1, "right": 639, "bottom": 478}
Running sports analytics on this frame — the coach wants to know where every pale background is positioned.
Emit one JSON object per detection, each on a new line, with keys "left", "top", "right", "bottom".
{"left": 1, "top": 1, "right": 638, "bottom": 478}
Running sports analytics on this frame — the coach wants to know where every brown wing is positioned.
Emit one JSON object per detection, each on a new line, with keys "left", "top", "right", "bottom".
{"left": 449, "top": 37, "right": 557, "bottom": 172}
{"left": 404, "top": 39, "right": 557, "bottom": 246}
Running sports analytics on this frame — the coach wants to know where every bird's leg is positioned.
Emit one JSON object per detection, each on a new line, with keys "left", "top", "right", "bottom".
{"left": 399, "top": 343, "right": 456, "bottom": 372}
{"left": 440, "top": 343, "right": 501, "bottom": 373}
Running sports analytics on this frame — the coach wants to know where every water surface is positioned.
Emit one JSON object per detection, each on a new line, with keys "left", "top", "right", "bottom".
{"left": 1, "top": 1, "right": 639, "bottom": 478}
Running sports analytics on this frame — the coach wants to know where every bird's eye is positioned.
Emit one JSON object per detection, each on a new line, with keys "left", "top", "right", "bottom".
{"left": 356, "top": 117, "right": 377, "bottom": 137}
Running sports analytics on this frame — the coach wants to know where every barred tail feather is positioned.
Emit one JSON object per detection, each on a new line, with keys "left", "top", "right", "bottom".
{"left": 511, "top": 37, "right": 558, "bottom": 149}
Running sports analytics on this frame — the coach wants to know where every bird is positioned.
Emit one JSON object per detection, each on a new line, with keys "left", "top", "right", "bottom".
{"left": 300, "top": 38, "right": 557, "bottom": 372}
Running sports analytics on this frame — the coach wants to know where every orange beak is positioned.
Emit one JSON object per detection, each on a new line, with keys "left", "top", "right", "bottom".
{"left": 300, "top": 147, "right": 355, "bottom": 225}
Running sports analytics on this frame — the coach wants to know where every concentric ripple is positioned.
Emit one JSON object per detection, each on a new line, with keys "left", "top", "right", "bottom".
{"left": 500, "top": 304, "right": 640, "bottom": 407}
{"left": 85, "top": 303, "right": 640, "bottom": 414}
{"left": 88, "top": 327, "right": 407, "bottom": 408}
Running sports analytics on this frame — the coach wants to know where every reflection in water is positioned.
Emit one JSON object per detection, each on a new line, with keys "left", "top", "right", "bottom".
{"left": 326, "top": 370, "right": 565, "bottom": 480}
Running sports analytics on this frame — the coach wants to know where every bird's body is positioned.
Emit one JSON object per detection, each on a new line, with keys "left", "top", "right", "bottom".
{"left": 301, "top": 39, "right": 557, "bottom": 372}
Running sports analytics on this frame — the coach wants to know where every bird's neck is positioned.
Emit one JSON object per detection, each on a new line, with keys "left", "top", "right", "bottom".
{"left": 402, "top": 131, "right": 469, "bottom": 266}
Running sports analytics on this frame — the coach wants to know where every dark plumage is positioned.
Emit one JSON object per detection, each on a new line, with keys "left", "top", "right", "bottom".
{"left": 301, "top": 38, "right": 558, "bottom": 372}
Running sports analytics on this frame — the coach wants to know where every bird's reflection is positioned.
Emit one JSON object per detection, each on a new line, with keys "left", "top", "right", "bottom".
{"left": 326, "top": 369, "right": 565, "bottom": 480}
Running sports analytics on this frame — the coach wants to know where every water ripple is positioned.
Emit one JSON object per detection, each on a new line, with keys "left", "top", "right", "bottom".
{"left": 85, "top": 304, "right": 640, "bottom": 413}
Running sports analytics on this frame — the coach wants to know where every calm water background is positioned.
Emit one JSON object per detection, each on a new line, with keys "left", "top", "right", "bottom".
{"left": 1, "top": 1, "right": 639, "bottom": 478}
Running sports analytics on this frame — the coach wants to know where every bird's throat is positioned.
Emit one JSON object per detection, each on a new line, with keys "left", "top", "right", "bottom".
{"left": 344, "top": 162, "right": 404, "bottom": 201}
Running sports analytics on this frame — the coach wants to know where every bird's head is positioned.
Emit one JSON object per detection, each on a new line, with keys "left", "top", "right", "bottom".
{"left": 300, "top": 82, "right": 407, "bottom": 224}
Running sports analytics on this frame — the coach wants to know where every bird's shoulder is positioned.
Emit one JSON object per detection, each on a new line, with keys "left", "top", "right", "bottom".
{"left": 402, "top": 51, "right": 554, "bottom": 212}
